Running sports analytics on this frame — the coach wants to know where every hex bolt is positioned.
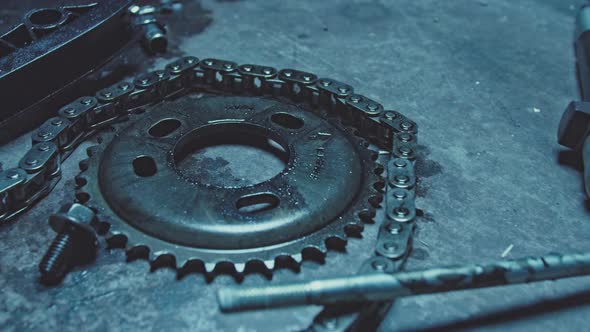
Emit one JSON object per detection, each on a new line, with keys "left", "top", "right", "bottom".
{"left": 142, "top": 22, "right": 167, "bottom": 54}
{"left": 38, "top": 203, "right": 98, "bottom": 285}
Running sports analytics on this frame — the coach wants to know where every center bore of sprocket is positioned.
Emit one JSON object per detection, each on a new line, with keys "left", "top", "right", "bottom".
{"left": 172, "top": 122, "right": 290, "bottom": 188}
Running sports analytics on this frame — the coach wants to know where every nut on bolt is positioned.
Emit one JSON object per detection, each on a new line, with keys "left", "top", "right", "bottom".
{"left": 558, "top": 101, "right": 590, "bottom": 150}
{"left": 38, "top": 203, "right": 98, "bottom": 285}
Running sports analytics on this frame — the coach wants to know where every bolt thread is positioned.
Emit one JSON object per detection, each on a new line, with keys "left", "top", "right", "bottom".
{"left": 39, "top": 232, "right": 73, "bottom": 285}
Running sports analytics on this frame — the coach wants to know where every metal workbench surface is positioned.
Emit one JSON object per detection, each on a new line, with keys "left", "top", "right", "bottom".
{"left": 2, "top": 0, "right": 590, "bottom": 331}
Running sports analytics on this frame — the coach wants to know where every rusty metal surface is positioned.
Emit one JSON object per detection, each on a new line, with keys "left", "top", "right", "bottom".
{"left": 2, "top": 0, "right": 590, "bottom": 331}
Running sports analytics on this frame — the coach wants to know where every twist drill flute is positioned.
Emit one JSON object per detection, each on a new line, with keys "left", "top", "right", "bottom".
{"left": 218, "top": 252, "right": 590, "bottom": 312}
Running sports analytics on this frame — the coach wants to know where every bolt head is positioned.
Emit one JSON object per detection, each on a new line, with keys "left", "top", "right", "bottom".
{"left": 50, "top": 203, "right": 96, "bottom": 234}
{"left": 558, "top": 101, "right": 590, "bottom": 150}
{"left": 338, "top": 87, "right": 349, "bottom": 94}
{"left": 263, "top": 68, "right": 273, "bottom": 75}
{"left": 242, "top": 65, "right": 252, "bottom": 72}
{"left": 185, "top": 58, "right": 195, "bottom": 64}
{"left": 80, "top": 98, "right": 93, "bottom": 105}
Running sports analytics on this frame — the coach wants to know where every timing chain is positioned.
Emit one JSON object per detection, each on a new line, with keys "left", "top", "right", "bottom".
{"left": 0, "top": 56, "right": 418, "bottom": 331}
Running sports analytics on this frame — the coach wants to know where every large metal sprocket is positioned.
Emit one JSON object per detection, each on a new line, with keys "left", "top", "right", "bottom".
{"left": 76, "top": 95, "right": 385, "bottom": 278}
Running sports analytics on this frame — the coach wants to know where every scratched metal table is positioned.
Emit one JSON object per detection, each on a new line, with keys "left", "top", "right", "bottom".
{"left": 2, "top": 0, "right": 590, "bottom": 331}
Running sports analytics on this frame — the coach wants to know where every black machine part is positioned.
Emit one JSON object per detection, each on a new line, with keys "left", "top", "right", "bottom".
{"left": 0, "top": 53, "right": 418, "bottom": 330}
{"left": 0, "top": 0, "right": 170, "bottom": 144}
{"left": 80, "top": 95, "right": 382, "bottom": 274}
{"left": 559, "top": 5, "right": 590, "bottom": 196}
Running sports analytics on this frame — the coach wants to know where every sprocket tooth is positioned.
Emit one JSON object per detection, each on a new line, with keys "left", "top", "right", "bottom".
{"left": 151, "top": 253, "right": 177, "bottom": 270}
{"left": 302, "top": 246, "right": 325, "bottom": 264}
{"left": 344, "top": 221, "right": 364, "bottom": 238}
{"left": 326, "top": 234, "right": 347, "bottom": 252}
{"left": 126, "top": 245, "right": 149, "bottom": 260}
{"left": 74, "top": 175, "right": 89, "bottom": 188}
{"left": 178, "top": 259, "right": 206, "bottom": 278}
{"left": 86, "top": 145, "right": 101, "bottom": 157}
{"left": 78, "top": 159, "right": 90, "bottom": 172}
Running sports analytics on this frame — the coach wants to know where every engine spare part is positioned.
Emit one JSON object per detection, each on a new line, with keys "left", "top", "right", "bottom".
{"left": 79, "top": 95, "right": 383, "bottom": 274}
{"left": 38, "top": 203, "right": 98, "bottom": 285}
{"left": 217, "top": 251, "right": 590, "bottom": 312}
{"left": 0, "top": 54, "right": 417, "bottom": 330}
{"left": 559, "top": 5, "right": 590, "bottom": 195}
{"left": 0, "top": 0, "right": 170, "bottom": 144}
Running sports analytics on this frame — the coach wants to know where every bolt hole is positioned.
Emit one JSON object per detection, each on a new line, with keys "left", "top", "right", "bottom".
{"left": 148, "top": 118, "right": 181, "bottom": 137}
{"left": 271, "top": 113, "right": 305, "bottom": 130}
{"left": 236, "top": 193, "right": 280, "bottom": 214}
{"left": 29, "top": 8, "right": 62, "bottom": 26}
{"left": 133, "top": 156, "right": 157, "bottom": 177}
